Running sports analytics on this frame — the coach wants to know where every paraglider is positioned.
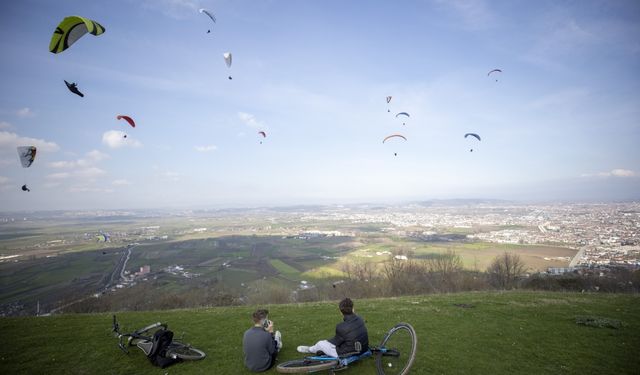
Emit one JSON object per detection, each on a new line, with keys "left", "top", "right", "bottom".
{"left": 223, "top": 52, "right": 233, "bottom": 80}
{"left": 49, "top": 16, "right": 105, "bottom": 54}
{"left": 258, "top": 131, "right": 266, "bottom": 144}
{"left": 464, "top": 133, "right": 481, "bottom": 152}
{"left": 395, "top": 112, "right": 410, "bottom": 125}
{"left": 64, "top": 80, "right": 84, "bottom": 97}
{"left": 116, "top": 115, "right": 135, "bottom": 128}
{"left": 383, "top": 134, "right": 407, "bottom": 156}
{"left": 487, "top": 69, "right": 502, "bottom": 82}
{"left": 386, "top": 96, "right": 392, "bottom": 112}
{"left": 199, "top": 9, "right": 216, "bottom": 33}
{"left": 17, "top": 146, "right": 36, "bottom": 168}
{"left": 17, "top": 146, "right": 36, "bottom": 192}
{"left": 117, "top": 115, "right": 135, "bottom": 139}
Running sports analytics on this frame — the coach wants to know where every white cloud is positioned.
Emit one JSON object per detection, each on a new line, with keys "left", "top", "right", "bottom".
{"left": 611, "top": 169, "right": 637, "bottom": 177}
{"left": 86, "top": 150, "right": 109, "bottom": 161}
{"left": 195, "top": 145, "right": 217, "bottom": 152}
{"left": 102, "top": 130, "right": 142, "bottom": 148}
{"left": 43, "top": 182, "right": 62, "bottom": 189}
{"left": 46, "top": 172, "right": 71, "bottom": 180}
{"left": 16, "top": 107, "right": 35, "bottom": 118}
{"left": 238, "top": 112, "right": 266, "bottom": 130}
{"left": 0, "top": 176, "right": 10, "bottom": 185}
{"left": 0, "top": 131, "right": 59, "bottom": 152}
{"left": 49, "top": 150, "right": 109, "bottom": 169}
{"left": 49, "top": 161, "right": 76, "bottom": 169}
{"left": 76, "top": 167, "right": 107, "bottom": 178}
{"left": 69, "top": 186, "right": 114, "bottom": 193}
{"left": 0, "top": 121, "right": 11, "bottom": 129}
{"left": 581, "top": 169, "right": 637, "bottom": 178}
{"left": 112, "top": 179, "right": 132, "bottom": 186}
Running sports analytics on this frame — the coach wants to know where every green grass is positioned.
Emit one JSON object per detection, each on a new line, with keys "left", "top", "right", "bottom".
{"left": 1, "top": 291, "right": 638, "bottom": 375}
{"left": 270, "top": 259, "right": 301, "bottom": 280}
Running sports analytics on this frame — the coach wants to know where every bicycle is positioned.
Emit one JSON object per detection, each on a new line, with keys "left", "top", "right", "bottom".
{"left": 277, "top": 322, "right": 417, "bottom": 374}
{"left": 111, "top": 315, "right": 206, "bottom": 362}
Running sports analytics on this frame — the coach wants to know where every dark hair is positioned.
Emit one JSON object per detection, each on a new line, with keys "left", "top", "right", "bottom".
{"left": 252, "top": 309, "right": 269, "bottom": 323}
{"left": 339, "top": 298, "right": 353, "bottom": 315}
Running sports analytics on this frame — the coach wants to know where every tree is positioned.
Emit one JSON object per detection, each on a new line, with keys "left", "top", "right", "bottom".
{"left": 487, "top": 252, "right": 526, "bottom": 289}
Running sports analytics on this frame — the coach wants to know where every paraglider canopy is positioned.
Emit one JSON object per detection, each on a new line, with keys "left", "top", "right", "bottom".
{"left": 395, "top": 112, "right": 410, "bottom": 125}
{"left": 258, "top": 131, "right": 266, "bottom": 144}
{"left": 464, "top": 133, "right": 481, "bottom": 141}
{"left": 199, "top": 9, "right": 216, "bottom": 33}
{"left": 117, "top": 115, "right": 135, "bottom": 128}
{"left": 464, "top": 133, "right": 481, "bottom": 152}
{"left": 49, "top": 16, "right": 105, "bottom": 54}
{"left": 199, "top": 9, "right": 216, "bottom": 23}
{"left": 383, "top": 134, "right": 407, "bottom": 143}
{"left": 383, "top": 135, "right": 406, "bottom": 156}
{"left": 488, "top": 69, "right": 502, "bottom": 82}
{"left": 17, "top": 146, "right": 37, "bottom": 168}
{"left": 223, "top": 52, "right": 233, "bottom": 79}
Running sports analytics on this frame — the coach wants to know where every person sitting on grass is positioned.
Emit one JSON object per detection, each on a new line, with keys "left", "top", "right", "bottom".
{"left": 297, "top": 298, "right": 369, "bottom": 358}
{"left": 243, "top": 309, "right": 283, "bottom": 372}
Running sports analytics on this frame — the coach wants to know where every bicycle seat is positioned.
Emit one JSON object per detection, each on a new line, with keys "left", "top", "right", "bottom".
{"left": 137, "top": 340, "right": 154, "bottom": 356}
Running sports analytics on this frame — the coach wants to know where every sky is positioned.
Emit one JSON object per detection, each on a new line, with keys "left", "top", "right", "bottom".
{"left": 0, "top": 0, "right": 639, "bottom": 211}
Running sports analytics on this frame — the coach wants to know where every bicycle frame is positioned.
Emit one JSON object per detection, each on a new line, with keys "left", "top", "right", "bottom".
{"left": 113, "top": 315, "right": 166, "bottom": 355}
{"left": 305, "top": 349, "right": 373, "bottom": 367}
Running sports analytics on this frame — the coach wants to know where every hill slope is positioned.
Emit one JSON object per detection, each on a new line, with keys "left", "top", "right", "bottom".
{"left": 1, "top": 291, "right": 638, "bottom": 374}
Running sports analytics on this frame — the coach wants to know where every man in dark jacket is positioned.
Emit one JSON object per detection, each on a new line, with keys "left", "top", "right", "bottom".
{"left": 297, "top": 298, "right": 368, "bottom": 357}
{"left": 243, "top": 309, "right": 282, "bottom": 372}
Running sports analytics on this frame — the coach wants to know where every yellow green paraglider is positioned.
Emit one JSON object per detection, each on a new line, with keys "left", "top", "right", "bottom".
{"left": 49, "top": 16, "right": 105, "bottom": 54}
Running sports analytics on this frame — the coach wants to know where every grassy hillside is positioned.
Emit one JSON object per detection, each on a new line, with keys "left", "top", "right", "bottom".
{"left": 1, "top": 291, "right": 638, "bottom": 374}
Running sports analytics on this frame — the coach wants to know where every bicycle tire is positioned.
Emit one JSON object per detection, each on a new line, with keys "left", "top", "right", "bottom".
{"left": 276, "top": 358, "right": 339, "bottom": 373}
{"left": 166, "top": 342, "right": 206, "bottom": 360}
{"left": 375, "top": 322, "right": 417, "bottom": 375}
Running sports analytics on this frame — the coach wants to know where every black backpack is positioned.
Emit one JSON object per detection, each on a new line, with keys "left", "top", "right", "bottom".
{"left": 148, "top": 329, "right": 182, "bottom": 368}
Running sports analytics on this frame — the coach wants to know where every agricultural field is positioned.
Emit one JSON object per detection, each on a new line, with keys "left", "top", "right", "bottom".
{"left": 0, "top": 209, "right": 578, "bottom": 316}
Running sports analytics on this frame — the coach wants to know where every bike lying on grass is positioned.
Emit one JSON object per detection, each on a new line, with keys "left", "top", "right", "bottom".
{"left": 277, "top": 322, "right": 417, "bottom": 374}
{"left": 112, "top": 315, "right": 206, "bottom": 368}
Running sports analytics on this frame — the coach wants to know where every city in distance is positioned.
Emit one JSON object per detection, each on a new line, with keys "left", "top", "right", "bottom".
{"left": 1, "top": 200, "right": 638, "bottom": 316}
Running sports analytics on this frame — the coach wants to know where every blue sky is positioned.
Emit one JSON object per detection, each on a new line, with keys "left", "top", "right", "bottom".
{"left": 0, "top": 0, "right": 639, "bottom": 210}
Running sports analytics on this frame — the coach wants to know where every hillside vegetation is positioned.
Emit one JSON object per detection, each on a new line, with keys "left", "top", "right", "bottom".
{"left": 1, "top": 291, "right": 639, "bottom": 374}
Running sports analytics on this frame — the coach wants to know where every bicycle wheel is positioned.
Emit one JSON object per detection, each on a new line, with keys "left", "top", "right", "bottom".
{"left": 166, "top": 342, "right": 206, "bottom": 360}
{"left": 375, "top": 322, "right": 417, "bottom": 375}
{"left": 276, "top": 358, "right": 339, "bottom": 373}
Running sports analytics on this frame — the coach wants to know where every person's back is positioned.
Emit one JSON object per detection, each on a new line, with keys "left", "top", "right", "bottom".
{"left": 296, "top": 298, "right": 368, "bottom": 358}
{"left": 243, "top": 326, "right": 276, "bottom": 372}
{"left": 331, "top": 312, "right": 369, "bottom": 356}
{"left": 242, "top": 309, "right": 282, "bottom": 372}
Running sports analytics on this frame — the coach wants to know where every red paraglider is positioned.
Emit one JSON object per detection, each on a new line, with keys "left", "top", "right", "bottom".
{"left": 117, "top": 115, "right": 135, "bottom": 128}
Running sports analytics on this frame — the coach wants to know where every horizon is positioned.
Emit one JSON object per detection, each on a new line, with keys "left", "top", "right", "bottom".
{"left": 0, "top": 197, "right": 638, "bottom": 215}
{"left": 1, "top": 0, "right": 639, "bottom": 211}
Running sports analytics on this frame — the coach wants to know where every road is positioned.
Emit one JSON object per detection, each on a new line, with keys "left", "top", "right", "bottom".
{"left": 49, "top": 244, "right": 136, "bottom": 314}
{"left": 569, "top": 246, "right": 587, "bottom": 268}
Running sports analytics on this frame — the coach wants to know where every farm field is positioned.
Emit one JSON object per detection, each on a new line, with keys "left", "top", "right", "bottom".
{"left": 1, "top": 211, "right": 579, "bottom": 316}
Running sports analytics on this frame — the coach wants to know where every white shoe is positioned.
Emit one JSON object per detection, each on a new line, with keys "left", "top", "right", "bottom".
{"left": 274, "top": 330, "right": 283, "bottom": 352}
{"left": 297, "top": 345, "right": 311, "bottom": 353}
